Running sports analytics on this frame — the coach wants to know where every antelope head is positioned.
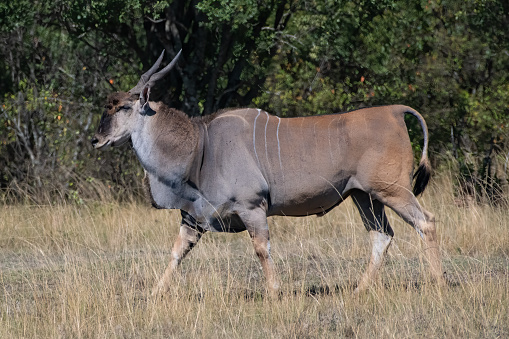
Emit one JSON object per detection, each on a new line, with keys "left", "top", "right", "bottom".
{"left": 91, "top": 50, "right": 182, "bottom": 149}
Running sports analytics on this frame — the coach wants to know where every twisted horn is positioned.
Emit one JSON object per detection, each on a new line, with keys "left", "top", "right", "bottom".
{"left": 129, "top": 50, "right": 166, "bottom": 94}
{"left": 144, "top": 49, "right": 182, "bottom": 89}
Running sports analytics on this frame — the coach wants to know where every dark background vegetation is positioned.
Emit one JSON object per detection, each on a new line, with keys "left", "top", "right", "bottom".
{"left": 1, "top": 0, "right": 508, "bottom": 203}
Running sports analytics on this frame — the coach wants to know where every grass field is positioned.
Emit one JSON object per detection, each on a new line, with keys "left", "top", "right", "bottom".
{"left": 1, "top": 173, "right": 508, "bottom": 338}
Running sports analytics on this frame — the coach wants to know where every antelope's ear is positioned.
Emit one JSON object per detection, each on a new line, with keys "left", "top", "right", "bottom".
{"left": 139, "top": 86, "right": 156, "bottom": 116}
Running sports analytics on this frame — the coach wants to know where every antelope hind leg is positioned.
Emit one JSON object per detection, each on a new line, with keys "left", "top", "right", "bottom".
{"left": 376, "top": 191, "right": 445, "bottom": 285}
{"left": 352, "top": 191, "right": 394, "bottom": 294}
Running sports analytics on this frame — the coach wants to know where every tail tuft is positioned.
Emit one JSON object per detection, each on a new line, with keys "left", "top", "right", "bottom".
{"left": 413, "top": 158, "right": 431, "bottom": 197}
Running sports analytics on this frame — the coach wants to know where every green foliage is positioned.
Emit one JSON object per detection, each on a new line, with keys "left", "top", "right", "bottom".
{"left": 0, "top": 1, "right": 144, "bottom": 201}
{"left": 196, "top": 0, "right": 260, "bottom": 28}
{"left": 0, "top": 0, "right": 508, "bottom": 201}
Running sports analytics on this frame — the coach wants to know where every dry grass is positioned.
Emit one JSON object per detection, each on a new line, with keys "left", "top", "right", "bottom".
{"left": 1, "top": 173, "right": 508, "bottom": 338}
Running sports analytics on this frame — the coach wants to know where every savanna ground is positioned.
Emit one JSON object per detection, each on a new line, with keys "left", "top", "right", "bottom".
{"left": 1, "top": 172, "right": 508, "bottom": 338}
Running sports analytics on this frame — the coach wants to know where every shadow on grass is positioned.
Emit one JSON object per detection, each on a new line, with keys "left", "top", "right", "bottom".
{"left": 149, "top": 274, "right": 462, "bottom": 304}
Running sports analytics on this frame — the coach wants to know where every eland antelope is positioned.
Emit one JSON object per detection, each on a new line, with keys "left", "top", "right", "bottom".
{"left": 91, "top": 50, "right": 444, "bottom": 295}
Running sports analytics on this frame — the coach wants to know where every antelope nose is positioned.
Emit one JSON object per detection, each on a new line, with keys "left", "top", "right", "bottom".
{"left": 91, "top": 137, "right": 99, "bottom": 148}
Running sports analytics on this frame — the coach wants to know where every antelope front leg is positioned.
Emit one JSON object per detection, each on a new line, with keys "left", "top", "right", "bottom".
{"left": 242, "top": 210, "right": 280, "bottom": 295}
{"left": 248, "top": 227, "right": 280, "bottom": 294}
{"left": 152, "top": 224, "right": 204, "bottom": 296}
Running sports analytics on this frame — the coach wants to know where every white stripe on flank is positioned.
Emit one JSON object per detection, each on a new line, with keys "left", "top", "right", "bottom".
{"left": 276, "top": 115, "right": 285, "bottom": 203}
{"left": 253, "top": 109, "right": 261, "bottom": 166}
{"left": 264, "top": 112, "right": 270, "bottom": 165}
{"left": 276, "top": 116, "right": 283, "bottom": 171}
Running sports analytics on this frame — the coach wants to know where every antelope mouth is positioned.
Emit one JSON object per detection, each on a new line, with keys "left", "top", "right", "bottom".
{"left": 94, "top": 139, "right": 111, "bottom": 150}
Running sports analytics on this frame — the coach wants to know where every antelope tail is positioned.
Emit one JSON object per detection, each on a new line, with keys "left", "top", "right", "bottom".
{"left": 404, "top": 108, "right": 431, "bottom": 197}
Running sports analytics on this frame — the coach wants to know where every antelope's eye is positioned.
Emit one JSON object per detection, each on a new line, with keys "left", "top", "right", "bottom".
{"left": 116, "top": 105, "right": 131, "bottom": 112}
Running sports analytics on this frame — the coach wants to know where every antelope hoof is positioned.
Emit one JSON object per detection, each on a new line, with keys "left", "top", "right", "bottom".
{"left": 151, "top": 280, "right": 170, "bottom": 298}
{"left": 267, "top": 281, "right": 281, "bottom": 298}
